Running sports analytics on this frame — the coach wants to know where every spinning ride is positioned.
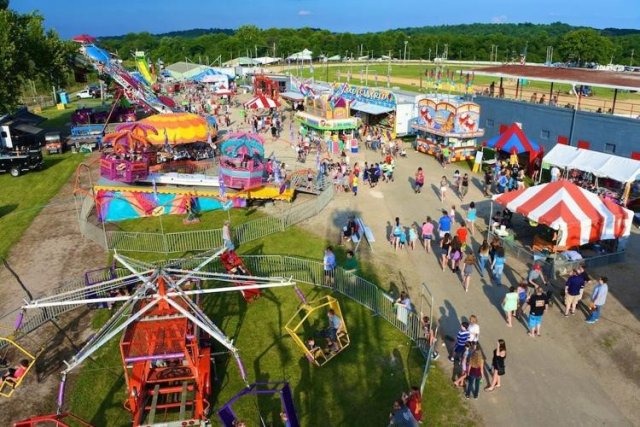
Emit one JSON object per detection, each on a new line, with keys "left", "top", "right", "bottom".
{"left": 17, "top": 249, "right": 297, "bottom": 426}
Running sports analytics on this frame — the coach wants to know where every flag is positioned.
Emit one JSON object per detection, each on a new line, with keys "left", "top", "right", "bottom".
{"left": 337, "top": 69, "right": 341, "bottom": 80}
{"left": 218, "top": 178, "right": 226, "bottom": 199}
{"left": 222, "top": 200, "right": 233, "bottom": 211}
{"left": 375, "top": 71, "right": 378, "bottom": 83}
{"left": 359, "top": 68, "right": 363, "bottom": 84}
{"left": 347, "top": 69, "right": 352, "bottom": 82}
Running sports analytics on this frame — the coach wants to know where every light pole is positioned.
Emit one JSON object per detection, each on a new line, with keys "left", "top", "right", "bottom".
{"left": 428, "top": 48, "right": 432, "bottom": 61}
{"left": 404, "top": 40, "right": 408, "bottom": 62}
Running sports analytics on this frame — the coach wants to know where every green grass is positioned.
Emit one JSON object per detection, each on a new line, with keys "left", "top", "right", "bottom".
{"left": 66, "top": 226, "right": 474, "bottom": 426}
{"left": 39, "top": 98, "right": 108, "bottom": 131}
{"left": 0, "top": 152, "right": 89, "bottom": 258}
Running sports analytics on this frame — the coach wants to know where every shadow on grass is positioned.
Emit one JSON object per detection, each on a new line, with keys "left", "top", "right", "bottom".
{"left": 0, "top": 204, "right": 17, "bottom": 219}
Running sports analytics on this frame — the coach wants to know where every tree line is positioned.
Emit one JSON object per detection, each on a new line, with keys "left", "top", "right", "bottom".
{"left": 0, "top": 1, "right": 76, "bottom": 114}
{"left": 98, "top": 23, "right": 639, "bottom": 67}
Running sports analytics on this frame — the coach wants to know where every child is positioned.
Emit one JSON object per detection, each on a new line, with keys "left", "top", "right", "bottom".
{"left": 352, "top": 175, "right": 359, "bottom": 196}
{"left": 408, "top": 225, "right": 418, "bottom": 250}
{"left": 399, "top": 228, "right": 407, "bottom": 250}
{"left": 449, "top": 205, "right": 457, "bottom": 223}
{"left": 516, "top": 282, "right": 528, "bottom": 320}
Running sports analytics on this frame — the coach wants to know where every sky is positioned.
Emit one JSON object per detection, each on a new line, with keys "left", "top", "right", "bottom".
{"left": 11, "top": 0, "right": 640, "bottom": 39}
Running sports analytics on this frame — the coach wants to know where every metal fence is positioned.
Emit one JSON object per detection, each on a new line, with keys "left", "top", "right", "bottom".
{"left": 0, "top": 253, "right": 437, "bottom": 389}
{"left": 99, "top": 184, "right": 335, "bottom": 253}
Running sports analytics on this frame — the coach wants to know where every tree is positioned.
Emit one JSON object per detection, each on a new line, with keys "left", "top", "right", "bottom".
{"left": 0, "top": 7, "right": 72, "bottom": 113}
{"left": 558, "top": 29, "right": 614, "bottom": 64}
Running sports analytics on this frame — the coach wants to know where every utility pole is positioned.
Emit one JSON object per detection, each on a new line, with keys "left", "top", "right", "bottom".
{"left": 404, "top": 40, "right": 408, "bottom": 62}
{"left": 428, "top": 48, "right": 432, "bottom": 61}
{"left": 631, "top": 49, "right": 635, "bottom": 66}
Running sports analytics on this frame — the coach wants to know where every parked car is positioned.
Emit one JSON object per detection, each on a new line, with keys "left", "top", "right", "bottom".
{"left": 44, "top": 132, "right": 63, "bottom": 154}
{"left": 75, "top": 89, "right": 93, "bottom": 99}
{"left": 0, "top": 148, "right": 44, "bottom": 177}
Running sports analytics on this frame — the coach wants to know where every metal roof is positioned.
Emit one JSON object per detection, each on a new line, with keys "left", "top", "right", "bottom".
{"left": 472, "top": 65, "right": 640, "bottom": 91}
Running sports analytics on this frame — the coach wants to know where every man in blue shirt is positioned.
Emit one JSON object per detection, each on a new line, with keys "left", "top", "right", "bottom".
{"left": 389, "top": 399, "right": 419, "bottom": 427}
{"left": 323, "top": 246, "right": 336, "bottom": 286}
{"left": 438, "top": 210, "right": 452, "bottom": 239}
{"left": 586, "top": 276, "right": 608, "bottom": 324}
{"left": 564, "top": 269, "right": 586, "bottom": 316}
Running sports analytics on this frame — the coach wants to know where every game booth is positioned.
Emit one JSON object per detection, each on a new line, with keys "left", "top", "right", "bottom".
{"left": 542, "top": 144, "right": 640, "bottom": 207}
{"left": 336, "top": 83, "right": 398, "bottom": 140}
{"left": 482, "top": 123, "right": 542, "bottom": 171}
{"left": 412, "top": 97, "right": 484, "bottom": 162}
{"left": 296, "top": 93, "right": 360, "bottom": 154}
{"left": 490, "top": 180, "right": 633, "bottom": 275}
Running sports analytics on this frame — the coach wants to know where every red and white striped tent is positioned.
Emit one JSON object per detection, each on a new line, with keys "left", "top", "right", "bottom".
{"left": 243, "top": 95, "right": 279, "bottom": 109}
{"left": 493, "top": 180, "right": 633, "bottom": 247}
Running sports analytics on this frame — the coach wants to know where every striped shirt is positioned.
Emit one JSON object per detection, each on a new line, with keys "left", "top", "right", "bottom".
{"left": 455, "top": 329, "right": 470, "bottom": 349}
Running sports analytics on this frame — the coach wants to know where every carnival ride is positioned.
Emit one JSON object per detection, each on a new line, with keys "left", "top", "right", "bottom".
{"left": 76, "top": 38, "right": 175, "bottom": 114}
{"left": 135, "top": 51, "right": 157, "bottom": 87}
{"left": 284, "top": 295, "right": 350, "bottom": 367}
{"left": 0, "top": 336, "right": 40, "bottom": 398}
{"left": 219, "top": 132, "right": 266, "bottom": 190}
{"left": 14, "top": 248, "right": 301, "bottom": 426}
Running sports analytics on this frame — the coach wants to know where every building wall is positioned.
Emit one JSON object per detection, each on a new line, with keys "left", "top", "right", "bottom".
{"left": 476, "top": 96, "right": 640, "bottom": 158}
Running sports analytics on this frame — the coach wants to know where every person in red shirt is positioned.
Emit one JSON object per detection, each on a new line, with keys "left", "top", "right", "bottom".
{"left": 456, "top": 223, "right": 468, "bottom": 250}
{"left": 414, "top": 167, "right": 425, "bottom": 194}
{"left": 403, "top": 386, "right": 423, "bottom": 423}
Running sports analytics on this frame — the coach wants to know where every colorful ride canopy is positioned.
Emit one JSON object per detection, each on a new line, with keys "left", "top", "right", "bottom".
{"left": 220, "top": 132, "right": 265, "bottom": 158}
{"left": 139, "top": 113, "right": 216, "bottom": 145}
{"left": 493, "top": 180, "right": 633, "bottom": 247}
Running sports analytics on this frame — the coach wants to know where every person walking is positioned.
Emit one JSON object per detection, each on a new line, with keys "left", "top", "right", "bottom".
{"left": 421, "top": 217, "right": 434, "bottom": 253}
{"left": 466, "top": 202, "right": 477, "bottom": 235}
{"left": 485, "top": 339, "right": 507, "bottom": 392}
{"left": 460, "top": 173, "right": 469, "bottom": 200}
{"left": 453, "top": 342, "right": 472, "bottom": 388}
{"left": 465, "top": 351, "right": 485, "bottom": 400}
{"left": 414, "top": 167, "right": 425, "bottom": 194}
{"left": 439, "top": 176, "right": 449, "bottom": 202}
{"left": 564, "top": 268, "right": 586, "bottom": 317}
{"left": 408, "top": 225, "right": 418, "bottom": 250}
{"left": 462, "top": 253, "right": 476, "bottom": 292}
{"left": 391, "top": 217, "right": 403, "bottom": 251}
{"left": 483, "top": 169, "right": 493, "bottom": 197}
{"left": 502, "top": 286, "right": 519, "bottom": 327}
{"left": 477, "top": 240, "right": 490, "bottom": 278}
{"left": 438, "top": 210, "right": 452, "bottom": 239}
{"left": 491, "top": 247, "right": 506, "bottom": 286}
{"left": 527, "top": 286, "right": 549, "bottom": 337}
{"left": 323, "top": 246, "right": 336, "bottom": 286}
{"left": 440, "top": 233, "right": 452, "bottom": 271}
{"left": 586, "top": 276, "right": 609, "bottom": 324}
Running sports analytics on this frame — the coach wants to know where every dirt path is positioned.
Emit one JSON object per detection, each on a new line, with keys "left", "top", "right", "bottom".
{"left": 0, "top": 154, "right": 105, "bottom": 422}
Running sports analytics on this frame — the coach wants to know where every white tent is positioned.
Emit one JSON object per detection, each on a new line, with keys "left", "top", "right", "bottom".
{"left": 287, "top": 49, "right": 313, "bottom": 61}
{"left": 543, "top": 144, "right": 640, "bottom": 184}
{"left": 255, "top": 57, "right": 281, "bottom": 65}
{"left": 326, "top": 55, "right": 342, "bottom": 62}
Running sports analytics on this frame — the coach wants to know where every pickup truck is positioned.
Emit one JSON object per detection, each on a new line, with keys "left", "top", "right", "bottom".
{"left": 0, "top": 149, "right": 44, "bottom": 177}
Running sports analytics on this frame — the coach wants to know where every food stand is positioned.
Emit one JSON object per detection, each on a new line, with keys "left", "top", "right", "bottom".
{"left": 542, "top": 144, "right": 640, "bottom": 206}
{"left": 412, "top": 97, "right": 484, "bottom": 162}
{"left": 295, "top": 94, "right": 360, "bottom": 154}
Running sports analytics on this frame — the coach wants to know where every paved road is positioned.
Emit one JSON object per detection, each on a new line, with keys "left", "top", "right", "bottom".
{"left": 223, "top": 95, "right": 637, "bottom": 425}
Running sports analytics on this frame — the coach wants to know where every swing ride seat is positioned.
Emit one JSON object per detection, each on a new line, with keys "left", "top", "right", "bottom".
{"left": 284, "top": 295, "right": 350, "bottom": 367}
{"left": 0, "top": 338, "right": 38, "bottom": 398}
{"left": 12, "top": 412, "right": 93, "bottom": 427}
{"left": 220, "top": 250, "right": 261, "bottom": 302}
{"left": 217, "top": 382, "right": 300, "bottom": 427}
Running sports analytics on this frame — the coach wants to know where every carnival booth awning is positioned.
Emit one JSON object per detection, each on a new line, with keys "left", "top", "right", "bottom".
{"left": 543, "top": 144, "right": 640, "bottom": 184}
{"left": 350, "top": 101, "right": 394, "bottom": 115}
{"left": 244, "top": 95, "right": 279, "bottom": 109}
{"left": 280, "top": 91, "right": 305, "bottom": 102}
{"left": 493, "top": 180, "right": 633, "bottom": 247}
{"left": 484, "top": 123, "right": 541, "bottom": 161}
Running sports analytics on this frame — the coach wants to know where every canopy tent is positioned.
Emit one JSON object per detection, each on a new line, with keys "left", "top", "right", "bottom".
{"left": 222, "top": 57, "right": 260, "bottom": 67}
{"left": 287, "top": 49, "right": 313, "bottom": 61}
{"left": 254, "top": 56, "right": 281, "bottom": 65}
{"left": 244, "top": 95, "right": 279, "bottom": 109}
{"left": 326, "top": 55, "right": 342, "bottom": 62}
{"left": 484, "top": 123, "right": 541, "bottom": 162}
{"left": 191, "top": 68, "right": 228, "bottom": 82}
{"left": 543, "top": 144, "right": 640, "bottom": 184}
{"left": 280, "top": 91, "right": 305, "bottom": 102}
{"left": 493, "top": 180, "right": 633, "bottom": 247}
{"left": 350, "top": 101, "right": 393, "bottom": 115}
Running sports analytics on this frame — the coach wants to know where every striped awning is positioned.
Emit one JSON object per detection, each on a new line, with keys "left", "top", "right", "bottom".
{"left": 244, "top": 95, "right": 279, "bottom": 109}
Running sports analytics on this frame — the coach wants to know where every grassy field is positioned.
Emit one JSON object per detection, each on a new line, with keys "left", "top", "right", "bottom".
{"left": 0, "top": 96, "right": 99, "bottom": 258}
{"left": 66, "top": 226, "right": 475, "bottom": 426}
{"left": 38, "top": 98, "right": 108, "bottom": 131}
